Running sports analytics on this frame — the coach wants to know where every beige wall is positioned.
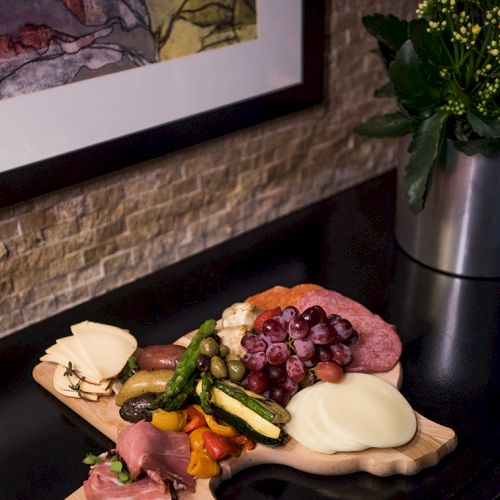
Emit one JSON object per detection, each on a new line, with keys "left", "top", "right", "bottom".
{"left": 0, "top": 1, "right": 418, "bottom": 338}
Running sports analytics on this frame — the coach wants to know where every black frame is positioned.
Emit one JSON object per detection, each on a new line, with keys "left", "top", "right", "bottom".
{"left": 0, "top": 1, "right": 325, "bottom": 209}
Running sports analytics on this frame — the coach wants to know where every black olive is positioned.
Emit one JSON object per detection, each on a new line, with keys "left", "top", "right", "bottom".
{"left": 119, "top": 392, "right": 158, "bottom": 423}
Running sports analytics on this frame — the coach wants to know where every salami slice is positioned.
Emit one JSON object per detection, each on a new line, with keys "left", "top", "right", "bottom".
{"left": 295, "top": 289, "right": 401, "bottom": 373}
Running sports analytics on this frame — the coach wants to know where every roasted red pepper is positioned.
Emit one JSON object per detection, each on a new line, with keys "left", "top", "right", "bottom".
{"left": 182, "top": 405, "right": 207, "bottom": 433}
{"left": 202, "top": 430, "right": 241, "bottom": 461}
{"left": 230, "top": 434, "right": 256, "bottom": 451}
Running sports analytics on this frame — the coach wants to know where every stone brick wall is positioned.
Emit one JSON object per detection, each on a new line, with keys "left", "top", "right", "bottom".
{"left": 0, "top": 0, "right": 418, "bottom": 338}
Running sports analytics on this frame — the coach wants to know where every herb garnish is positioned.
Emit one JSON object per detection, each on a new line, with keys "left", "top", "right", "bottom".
{"left": 63, "top": 362, "right": 94, "bottom": 402}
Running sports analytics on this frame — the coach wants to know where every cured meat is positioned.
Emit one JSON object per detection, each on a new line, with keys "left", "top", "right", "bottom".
{"left": 83, "top": 460, "right": 173, "bottom": 500}
{"left": 246, "top": 284, "right": 323, "bottom": 310}
{"left": 295, "top": 289, "right": 402, "bottom": 373}
{"left": 247, "top": 284, "right": 402, "bottom": 373}
{"left": 117, "top": 421, "right": 195, "bottom": 490}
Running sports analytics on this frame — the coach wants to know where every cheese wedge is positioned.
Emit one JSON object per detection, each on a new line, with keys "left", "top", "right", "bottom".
{"left": 52, "top": 364, "right": 112, "bottom": 395}
{"left": 52, "top": 336, "right": 99, "bottom": 377}
{"left": 42, "top": 349, "right": 99, "bottom": 381}
{"left": 52, "top": 365, "right": 111, "bottom": 401}
{"left": 70, "top": 321, "right": 137, "bottom": 380}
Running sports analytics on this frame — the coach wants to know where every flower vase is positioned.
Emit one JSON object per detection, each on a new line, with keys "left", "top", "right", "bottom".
{"left": 395, "top": 140, "right": 500, "bottom": 278}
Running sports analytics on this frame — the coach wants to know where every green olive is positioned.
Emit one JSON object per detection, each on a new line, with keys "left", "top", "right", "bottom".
{"left": 115, "top": 369, "right": 174, "bottom": 406}
{"left": 227, "top": 359, "right": 246, "bottom": 382}
{"left": 200, "top": 337, "right": 220, "bottom": 357}
{"left": 219, "top": 344, "right": 229, "bottom": 358}
{"left": 225, "top": 353, "right": 241, "bottom": 363}
{"left": 210, "top": 356, "right": 228, "bottom": 379}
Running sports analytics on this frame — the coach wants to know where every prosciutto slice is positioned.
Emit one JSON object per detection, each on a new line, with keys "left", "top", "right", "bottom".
{"left": 117, "top": 421, "right": 195, "bottom": 490}
{"left": 84, "top": 461, "right": 172, "bottom": 500}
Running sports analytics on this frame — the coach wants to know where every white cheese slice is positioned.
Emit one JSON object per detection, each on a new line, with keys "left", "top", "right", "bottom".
{"left": 319, "top": 375, "right": 417, "bottom": 448}
{"left": 44, "top": 344, "right": 100, "bottom": 381}
{"left": 70, "top": 321, "right": 137, "bottom": 380}
{"left": 52, "top": 336, "right": 101, "bottom": 380}
{"left": 285, "top": 382, "right": 366, "bottom": 454}
{"left": 52, "top": 364, "right": 111, "bottom": 395}
{"left": 53, "top": 387, "right": 99, "bottom": 401}
{"left": 285, "top": 374, "right": 417, "bottom": 454}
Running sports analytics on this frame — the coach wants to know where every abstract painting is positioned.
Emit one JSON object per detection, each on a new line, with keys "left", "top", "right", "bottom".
{"left": 0, "top": 0, "right": 257, "bottom": 100}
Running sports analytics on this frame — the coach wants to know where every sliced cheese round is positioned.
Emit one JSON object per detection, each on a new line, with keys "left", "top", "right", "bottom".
{"left": 285, "top": 382, "right": 367, "bottom": 454}
{"left": 285, "top": 374, "right": 417, "bottom": 454}
{"left": 319, "top": 375, "right": 417, "bottom": 448}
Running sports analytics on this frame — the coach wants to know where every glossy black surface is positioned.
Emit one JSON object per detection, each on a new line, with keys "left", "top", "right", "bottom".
{"left": 1, "top": 170, "right": 498, "bottom": 499}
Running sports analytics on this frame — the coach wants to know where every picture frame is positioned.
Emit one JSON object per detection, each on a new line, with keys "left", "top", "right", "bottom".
{"left": 0, "top": 0, "right": 324, "bottom": 209}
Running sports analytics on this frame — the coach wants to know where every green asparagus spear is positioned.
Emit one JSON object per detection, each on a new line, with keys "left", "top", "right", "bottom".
{"left": 153, "top": 318, "right": 216, "bottom": 409}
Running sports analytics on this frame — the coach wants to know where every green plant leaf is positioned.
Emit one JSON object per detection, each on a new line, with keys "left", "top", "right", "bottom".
{"left": 466, "top": 111, "right": 500, "bottom": 139}
{"left": 404, "top": 110, "right": 449, "bottom": 212}
{"left": 454, "top": 138, "right": 500, "bottom": 157}
{"left": 354, "top": 113, "right": 416, "bottom": 138}
{"left": 362, "top": 14, "right": 409, "bottom": 53}
{"left": 409, "top": 19, "right": 449, "bottom": 68}
{"left": 389, "top": 40, "right": 443, "bottom": 110}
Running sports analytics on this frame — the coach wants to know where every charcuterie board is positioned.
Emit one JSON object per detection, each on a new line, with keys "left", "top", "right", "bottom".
{"left": 33, "top": 340, "right": 457, "bottom": 500}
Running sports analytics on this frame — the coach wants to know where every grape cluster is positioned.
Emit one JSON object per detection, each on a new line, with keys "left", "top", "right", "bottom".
{"left": 240, "top": 305, "right": 358, "bottom": 406}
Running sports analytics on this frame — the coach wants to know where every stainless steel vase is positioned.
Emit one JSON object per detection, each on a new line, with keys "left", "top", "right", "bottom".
{"left": 395, "top": 140, "right": 500, "bottom": 278}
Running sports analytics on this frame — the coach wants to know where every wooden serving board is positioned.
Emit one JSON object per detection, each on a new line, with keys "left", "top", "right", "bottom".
{"left": 34, "top": 350, "right": 457, "bottom": 500}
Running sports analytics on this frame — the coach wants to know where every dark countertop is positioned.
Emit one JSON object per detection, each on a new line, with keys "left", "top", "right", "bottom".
{"left": 1, "top": 170, "right": 498, "bottom": 500}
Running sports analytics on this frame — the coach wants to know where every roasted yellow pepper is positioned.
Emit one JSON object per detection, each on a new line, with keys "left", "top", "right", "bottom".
{"left": 186, "top": 448, "right": 221, "bottom": 478}
{"left": 193, "top": 404, "right": 238, "bottom": 437}
{"left": 151, "top": 409, "right": 187, "bottom": 432}
{"left": 187, "top": 425, "right": 221, "bottom": 478}
{"left": 205, "top": 413, "right": 238, "bottom": 437}
{"left": 188, "top": 426, "right": 211, "bottom": 450}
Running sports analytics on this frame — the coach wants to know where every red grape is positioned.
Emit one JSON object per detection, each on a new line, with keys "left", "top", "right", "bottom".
{"left": 281, "top": 306, "right": 300, "bottom": 328}
{"left": 266, "top": 342, "right": 290, "bottom": 365}
{"left": 315, "top": 361, "right": 343, "bottom": 382}
{"left": 317, "top": 345, "right": 332, "bottom": 362}
{"left": 241, "top": 333, "right": 267, "bottom": 353}
{"left": 330, "top": 343, "right": 353, "bottom": 366}
{"left": 288, "top": 317, "right": 310, "bottom": 339}
{"left": 262, "top": 319, "right": 287, "bottom": 342}
{"left": 293, "top": 338, "right": 315, "bottom": 359}
{"left": 309, "top": 323, "right": 335, "bottom": 345}
{"left": 243, "top": 351, "right": 267, "bottom": 372}
{"left": 282, "top": 376, "right": 299, "bottom": 396}
{"left": 245, "top": 370, "right": 269, "bottom": 394}
{"left": 267, "top": 363, "right": 287, "bottom": 383}
{"left": 301, "top": 305, "right": 327, "bottom": 326}
{"left": 343, "top": 329, "right": 359, "bottom": 346}
{"left": 270, "top": 385, "right": 290, "bottom": 406}
{"left": 333, "top": 318, "right": 354, "bottom": 342}
{"left": 286, "top": 355, "right": 305, "bottom": 382}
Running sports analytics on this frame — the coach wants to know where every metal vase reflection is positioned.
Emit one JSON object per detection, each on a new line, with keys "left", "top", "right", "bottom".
{"left": 396, "top": 140, "right": 500, "bottom": 278}
{"left": 388, "top": 248, "right": 499, "bottom": 421}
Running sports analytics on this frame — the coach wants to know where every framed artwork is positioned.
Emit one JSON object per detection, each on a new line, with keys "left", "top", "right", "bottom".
{"left": 0, "top": 0, "right": 324, "bottom": 208}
